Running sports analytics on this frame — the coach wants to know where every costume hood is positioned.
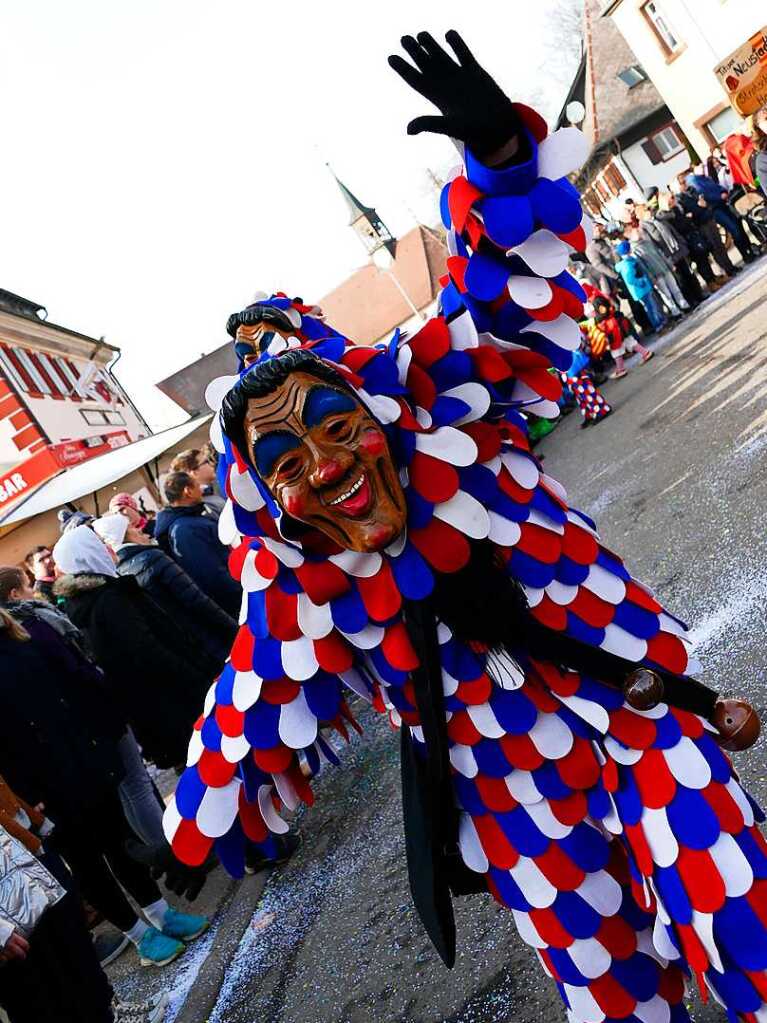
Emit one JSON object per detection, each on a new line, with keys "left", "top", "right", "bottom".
{"left": 53, "top": 525, "right": 118, "bottom": 579}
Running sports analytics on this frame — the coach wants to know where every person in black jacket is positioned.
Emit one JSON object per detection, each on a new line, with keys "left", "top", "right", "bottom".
{"left": 0, "top": 606, "right": 196, "bottom": 969}
{"left": 52, "top": 525, "right": 213, "bottom": 770}
{"left": 154, "top": 471, "right": 241, "bottom": 616}
{"left": 93, "top": 513, "right": 236, "bottom": 668}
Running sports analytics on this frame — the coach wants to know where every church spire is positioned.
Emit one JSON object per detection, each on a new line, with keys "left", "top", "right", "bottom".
{"left": 328, "top": 165, "right": 397, "bottom": 260}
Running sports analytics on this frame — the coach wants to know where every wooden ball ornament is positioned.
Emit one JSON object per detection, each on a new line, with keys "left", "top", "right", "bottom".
{"left": 713, "top": 699, "right": 760, "bottom": 751}
{"left": 622, "top": 669, "right": 664, "bottom": 710}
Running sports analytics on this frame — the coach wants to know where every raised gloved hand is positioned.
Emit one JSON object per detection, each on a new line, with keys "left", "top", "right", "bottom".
{"left": 388, "top": 30, "right": 526, "bottom": 164}
{"left": 126, "top": 838, "right": 216, "bottom": 901}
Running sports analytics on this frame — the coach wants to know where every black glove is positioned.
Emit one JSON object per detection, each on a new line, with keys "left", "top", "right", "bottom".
{"left": 388, "top": 30, "right": 526, "bottom": 162}
{"left": 126, "top": 839, "right": 216, "bottom": 902}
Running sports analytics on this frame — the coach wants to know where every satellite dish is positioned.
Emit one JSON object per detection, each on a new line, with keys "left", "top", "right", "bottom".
{"left": 566, "top": 100, "right": 586, "bottom": 126}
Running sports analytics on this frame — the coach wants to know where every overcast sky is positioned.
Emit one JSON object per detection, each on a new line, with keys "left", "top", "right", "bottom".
{"left": 1, "top": 1, "right": 582, "bottom": 428}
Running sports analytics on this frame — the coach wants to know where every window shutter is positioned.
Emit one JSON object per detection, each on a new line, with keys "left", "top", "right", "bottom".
{"left": 641, "top": 137, "right": 663, "bottom": 165}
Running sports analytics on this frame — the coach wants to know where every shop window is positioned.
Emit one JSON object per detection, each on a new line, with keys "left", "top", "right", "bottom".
{"left": 705, "top": 106, "right": 743, "bottom": 145}
{"left": 642, "top": 124, "right": 685, "bottom": 165}
{"left": 603, "top": 163, "right": 628, "bottom": 196}
{"left": 80, "top": 409, "right": 109, "bottom": 426}
{"left": 104, "top": 410, "right": 126, "bottom": 426}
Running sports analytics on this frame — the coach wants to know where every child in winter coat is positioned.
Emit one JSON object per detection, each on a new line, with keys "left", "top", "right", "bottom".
{"left": 614, "top": 240, "right": 667, "bottom": 334}
{"left": 592, "top": 291, "right": 654, "bottom": 379}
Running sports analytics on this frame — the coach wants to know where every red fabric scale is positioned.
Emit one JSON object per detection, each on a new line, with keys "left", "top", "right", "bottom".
{"left": 633, "top": 749, "right": 676, "bottom": 809}
{"left": 461, "top": 421, "right": 503, "bottom": 462}
{"left": 228, "top": 540, "right": 253, "bottom": 581}
{"left": 530, "top": 596, "right": 568, "bottom": 632}
{"left": 447, "top": 255, "right": 469, "bottom": 293}
{"left": 261, "top": 679, "right": 301, "bottom": 705}
{"left": 568, "top": 588, "right": 615, "bottom": 629}
{"left": 197, "top": 749, "right": 237, "bottom": 788}
{"left": 624, "top": 822, "right": 654, "bottom": 877}
{"left": 561, "top": 523, "right": 598, "bottom": 565}
{"left": 558, "top": 225, "right": 587, "bottom": 252}
{"left": 447, "top": 710, "right": 483, "bottom": 745}
{"left": 526, "top": 290, "right": 564, "bottom": 323}
{"left": 646, "top": 632, "right": 688, "bottom": 674}
{"left": 409, "top": 316, "right": 451, "bottom": 366}
{"left": 313, "top": 632, "right": 354, "bottom": 673}
{"left": 624, "top": 580, "right": 662, "bottom": 613}
{"left": 538, "top": 948, "right": 561, "bottom": 982}
{"left": 467, "top": 346, "right": 514, "bottom": 383}
{"left": 475, "top": 775, "right": 518, "bottom": 813}
{"left": 405, "top": 362, "right": 438, "bottom": 411}
{"left": 608, "top": 708, "right": 658, "bottom": 750}
{"left": 497, "top": 467, "right": 534, "bottom": 504}
{"left": 516, "top": 367, "right": 563, "bottom": 402}
{"left": 528, "top": 908, "right": 574, "bottom": 949}
{"left": 601, "top": 757, "right": 619, "bottom": 794}
{"left": 286, "top": 763, "right": 315, "bottom": 807}
{"left": 230, "top": 626, "right": 255, "bottom": 672}
{"left": 357, "top": 561, "right": 402, "bottom": 622}
{"left": 670, "top": 707, "right": 705, "bottom": 740}
{"left": 703, "top": 781, "right": 745, "bottom": 834}
{"left": 530, "top": 659, "right": 580, "bottom": 697}
{"left": 215, "top": 703, "right": 245, "bottom": 738}
{"left": 295, "top": 560, "right": 350, "bottom": 605}
{"left": 409, "top": 519, "right": 471, "bottom": 573}
{"left": 676, "top": 846, "right": 726, "bottom": 912}
{"left": 596, "top": 914, "right": 638, "bottom": 960}
{"left": 657, "top": 965, "right": 686, "bottom": 1006}
{"left": 448, "top": 176, "right": 483, "bottom": 232}
{"left": 516, "top": 523, "right": 561, "bottom": 565}
{"left": 499, "top": 733, "right": 545, "bottom": 771}
{"left": 381, "top": 622, "right": 419, "bottom": 671}
{"left": 409, "top": 452, "right": 460, "bottom": 504}
{"left": 473, "top": 813, "right": 519, "bottom": 869}
{"left": 549, "top": 790, "right": 588, "bottom": 827}
{"left": 590, "top": 972, "right": 640, "bottom": 1019}
{"left": 265, "top": 586, "right": 301, "bottom": 642}
{"left": 339, "top": 347, "right": 380, "bottom": 372}
{"left": 456, "top": 674, "right": 493, "bottom": 706}
{"left": 557, "top": 738, "right": 601, "bottom": 790}
{"left": 534, "top": 842, "right": 585, "bottom": 891}
{"left": 676, "top": 923, "right": 710, "bottom": 975}
{"left": 253, "top": 745, "right": 294, "bottom": 773}
{"left": 172, "top": 818, "right": 214, "bottom": 866}
{"left": 239, "top": 796, "right": 269, "bottom": 843}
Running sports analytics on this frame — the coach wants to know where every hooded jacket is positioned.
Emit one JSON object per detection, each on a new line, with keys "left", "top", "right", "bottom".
{"left": 0, "top": 825, "right": 65, "bottom": 948}
{"left": 54, "top": 572, "right": 213, "bottom": 768}
{"left": 116, "top": 542, "right": 237, "bottom": 665}
{"left": 154, "top": 504, "right": 241, "bottom": 617}
{"left": 614, "top": 252, "right": 653, "bottom": 300}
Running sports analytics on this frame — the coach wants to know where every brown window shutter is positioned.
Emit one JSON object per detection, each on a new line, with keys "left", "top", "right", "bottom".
{"left": 641, "top": 137, "right": 663, "bottom": 165}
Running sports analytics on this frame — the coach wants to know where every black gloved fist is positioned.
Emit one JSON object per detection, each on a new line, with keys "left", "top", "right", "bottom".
{"left": 126, "top": 838, "right": 216, "bottom": 902}
{"left": 388, "top": 30, "right": 526, "bottom": 162}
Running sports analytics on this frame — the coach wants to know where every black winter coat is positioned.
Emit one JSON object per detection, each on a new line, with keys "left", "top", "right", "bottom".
{"left": 154, "top": 504, "right": 241, "bottom": 617}
{"left": 55, "top": 573, "right": 213, "bottom": 768}
{"left": 116, "top": 543, "right": 236, "bottom": 665}
{"left": 0, "top": 615, "right": 125, "bottom": 826}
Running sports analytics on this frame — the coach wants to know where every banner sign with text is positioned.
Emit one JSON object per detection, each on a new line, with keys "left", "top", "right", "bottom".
{"left": 714, "top": 26, "right": 767, "bottom": 116}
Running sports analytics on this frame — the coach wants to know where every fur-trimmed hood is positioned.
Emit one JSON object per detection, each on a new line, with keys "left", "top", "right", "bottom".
{"left": 53, "top": 573, "right": 111, "bottom": 599}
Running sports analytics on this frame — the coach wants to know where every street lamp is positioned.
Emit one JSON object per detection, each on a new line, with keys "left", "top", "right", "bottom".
{"left": 372, "top": 244, "right": 425, "bottom": 323}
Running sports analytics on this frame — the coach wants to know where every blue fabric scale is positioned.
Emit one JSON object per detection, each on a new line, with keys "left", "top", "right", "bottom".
{"left": 665, "top": 787, "right": 721, "bottom": 849}
{"left": 478, "top": 195, "right": 534, "bottom": 249}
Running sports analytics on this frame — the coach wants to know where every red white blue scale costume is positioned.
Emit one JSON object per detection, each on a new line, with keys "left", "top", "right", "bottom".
{"left": 164, "top": 108, "right": 767, "bottom": 1022}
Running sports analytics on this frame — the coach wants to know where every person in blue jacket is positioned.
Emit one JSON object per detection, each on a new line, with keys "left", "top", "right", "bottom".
{"left": 613, "top": 240, "right": 666, "bottom": 332}
{"left": 154, "top": 472, "right": 241, "bottom": 617}
{"left": 685, "top": 169, "right": 756, "bottom": 263}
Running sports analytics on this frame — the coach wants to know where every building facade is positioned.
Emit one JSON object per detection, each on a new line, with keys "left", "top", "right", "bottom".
{"left": 559, "top": 0, "right": 694, "bottom": 223}
{"left": 0, "top": 289, "right": 148, "bottom": 512}
{"left": 603, "top": 0, "right": 764, "bottom": 156}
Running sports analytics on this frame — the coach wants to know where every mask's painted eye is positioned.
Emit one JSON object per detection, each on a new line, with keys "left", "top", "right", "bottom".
{"left": 278, "top": 455, "right": 304, "bottom": 479}
{"left": 325, "top": 417, "right": 352, "bottom": 439}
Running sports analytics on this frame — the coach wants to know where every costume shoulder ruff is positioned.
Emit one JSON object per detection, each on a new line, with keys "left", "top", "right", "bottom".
{"left": 165, "top": 114, "right": 767, "bottom": 1021}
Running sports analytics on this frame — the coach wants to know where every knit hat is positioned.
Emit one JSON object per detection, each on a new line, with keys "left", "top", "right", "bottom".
{"left": 615, "top": 240, "right": 631, "bottom": 256}
{"left": 93, "top": 513, "right": 129, "bottom": 550}
{"left": 109, "top": 492, "right": 139, "bottom": 513}
{"left": 53, "top": 525, "right": 118, "bottom": 578}
{"left": 57, "top": 508, "right": 95, "bottom": 534}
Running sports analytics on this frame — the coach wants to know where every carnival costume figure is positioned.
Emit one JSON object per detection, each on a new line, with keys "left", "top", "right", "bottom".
{"left": 165, "top": 32, "right": 767, "bottom": 1022}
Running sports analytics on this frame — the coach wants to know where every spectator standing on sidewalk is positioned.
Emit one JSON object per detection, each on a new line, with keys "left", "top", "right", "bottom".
{"left": 52, "top": 525, "right": 213, "bottom": 770}
{"left": 640, "top": 192, "right": 704, "bottom": 308}
{"left": 169, "top": 448, "right": 225, "bottom": 519}
{"left": 656, "top": 191, "right": 721, "bottom": 291}
{"left": 94, "top": 512, "right": 236, "bottom": 669}
{"left": 108, "top": 493, "right": 155, "bottom": 538}
{"left": 21, "top": 547, "right": 55, "bottom": 603}
{"left": 676, "top": 173, "right": 739, "bottom": 278}
{"left": 155, "top": 471, "right": 241, "bottom": 616}
{"left": 613, "top": 240, "right": 666, "bottom": 333}
{"left": 0, "top": 603, "right": 207, "bottom": 970}
{"left": 629, "top": 218, "right": 689, "bottom": 318}
{"left": 685, "top": 168, "right": 756, "bottom": 264}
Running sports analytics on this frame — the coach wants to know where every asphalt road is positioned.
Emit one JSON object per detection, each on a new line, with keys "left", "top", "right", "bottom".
{"left": 112, "top": 258, "right": 767, "bottom": 1023}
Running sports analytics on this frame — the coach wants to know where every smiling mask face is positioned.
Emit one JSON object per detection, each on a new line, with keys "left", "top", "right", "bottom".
{"left": 245, "top": 370, "right": 407, "bottom": 553}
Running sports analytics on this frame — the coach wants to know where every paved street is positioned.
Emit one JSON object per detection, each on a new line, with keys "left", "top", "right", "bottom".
{"left": 111, "top": 259, "right": 767, "bottom": 1023}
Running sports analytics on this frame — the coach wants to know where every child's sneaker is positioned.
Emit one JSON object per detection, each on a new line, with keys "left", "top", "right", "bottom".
{"left": 611, "top": 369, "right": 628, "bottom": 379}
{"left": 137, "top": 927, "right": 184, "bottom": 967}
{"left": 641, "top": 350, "right": 654, "bottom": 363}
{"left": 113, "top": 990, "right": 170, "bottom": 1022}
{"left": 160, "top": 908, "right": 209, "bottom": 943}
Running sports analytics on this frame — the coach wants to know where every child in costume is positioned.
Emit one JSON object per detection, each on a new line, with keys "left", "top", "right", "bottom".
{"left": 559, "top": 346, "right": 612, "bottom": 429}
{"left": 614, "top": 240, "right": 667, "bottom": 335}
{"left": 592, "top": 291, "right": 653, "bottom": 380}
{"left": 165, "top": 32, "right": 767, "bottom": 1023}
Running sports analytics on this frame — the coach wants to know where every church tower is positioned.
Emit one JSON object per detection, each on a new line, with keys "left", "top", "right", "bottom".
{"left": 329, "top": 167, "right": 397, "bottom": 261}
